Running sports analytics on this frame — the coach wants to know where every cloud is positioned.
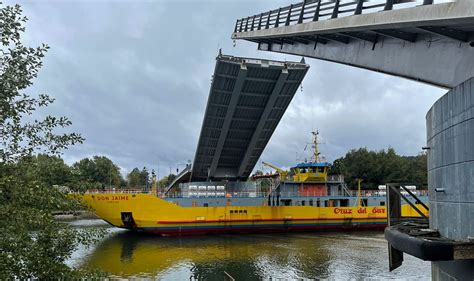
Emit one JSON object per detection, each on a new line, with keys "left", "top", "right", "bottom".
{"left": 13, "top": 0, "right": 446, "bottom": 177}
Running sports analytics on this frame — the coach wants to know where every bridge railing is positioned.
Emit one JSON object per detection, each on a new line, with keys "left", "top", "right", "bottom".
{"left": 234, "top": 0, "right": 438, "bottom": 34}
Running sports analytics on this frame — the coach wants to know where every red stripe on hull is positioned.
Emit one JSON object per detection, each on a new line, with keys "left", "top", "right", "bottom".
{"left": 157, "top": 217, "right": 388, "bottom": 224}
{"left": 138, "top": 224, "right": 386, "bottom": 236}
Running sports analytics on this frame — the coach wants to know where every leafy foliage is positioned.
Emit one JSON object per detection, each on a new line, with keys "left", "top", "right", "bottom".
{"left": 0, "top": 4, "right": 83, "bottom": 162}
{"left": 0, "top": 4, "right": 103, "bottom": 278}
{"left": 127, "top": 167, "right": 141, "bottom": 187}
{"left": 157, "top": 173, "right": 176, "bottom": 190}
{"left": 126, "top": 166, "right": 150, "bottom": 188}
{"left": 0, "top": 160, "right": 105, "bottom": 279}
{"left": 19, "top": 154, "right": 72, "bottom": 187}
{"left": 72, "top": 155, "right": 124, "bottom": 189}
{"left": 139, "top": 166, "right": 150, "bottom": 188}
{"left": 329, "top": 147, "right": 427, "bottom": 189}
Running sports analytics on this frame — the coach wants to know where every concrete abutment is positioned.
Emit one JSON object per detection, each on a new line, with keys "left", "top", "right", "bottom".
{"left": 426, "top": 77, "right": 474, "bottom": 280}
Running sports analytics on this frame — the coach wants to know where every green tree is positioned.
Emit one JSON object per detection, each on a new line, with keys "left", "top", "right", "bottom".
{"left": 157, "top": 174, "right": 176, "bottom": 191}
{"left": 126, "top": 167, "right": 150, "bottom": 188}
{"left": 72, "top": 156, "right": 122, "bottom": 188}
{"left": 405, "top": 152, "right": 427, "bottom": 188}
{"left": 0, "top": 4, "right": 102, "bottom": 278}
{"left": 139, "top": 166, "right": 149, "bottom": 188}
{"left": 332, "top": 147, "right": 427, "bottom": 189}
{"left": 18, "top": 154, "right": 72, "bottom": 187}
{"left": 127, "top": 167, "right": 141, "bottom": 187}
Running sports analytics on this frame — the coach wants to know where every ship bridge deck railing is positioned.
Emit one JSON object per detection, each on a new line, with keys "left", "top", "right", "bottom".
{"left": 327, "top": 174, "right": 345, "bottom": 183}
{"left": 167, "top": 191, "right": 270, "bottom": 199}
{"left": 80, "top": 188, "right": 428, "bottom": 198}
{"left": 84, "top": 189, "right": 154, "bottom": 195}
{"left": 234, "top": 0, "right": 440, "bottom": 35}
{"left": 346, "top": 189, "right": 429, "bottom": 197}
{"left": 82, "top": 189, "right": 270, "bottom": 198}
{"left": 266, "top": 177, "right": 282, "bottom": 197}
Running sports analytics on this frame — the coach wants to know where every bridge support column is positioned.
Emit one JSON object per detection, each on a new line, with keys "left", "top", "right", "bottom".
{"left": 426, "top": 78, "right": 474, "bottom": 280}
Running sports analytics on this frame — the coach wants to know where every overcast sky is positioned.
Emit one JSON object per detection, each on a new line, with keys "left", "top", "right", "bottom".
{"left": 15, "top": 0, "right": 446, "bottom": 177}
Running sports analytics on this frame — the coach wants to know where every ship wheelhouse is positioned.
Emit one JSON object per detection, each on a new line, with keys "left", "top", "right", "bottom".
{"left": 290, "top": 162, "right": 331, "bottom": 183}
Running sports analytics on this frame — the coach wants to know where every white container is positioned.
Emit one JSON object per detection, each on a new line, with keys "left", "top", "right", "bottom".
{"left": 216, "top": 185, "right": 225, "bottom": 191}
{"left": 207, "top": 185, "right": 216, "bottom": 191}
{"left": 207, "top": 192, "right": 216, "bottom": 197}
{"left": 216, "top": 192, "right": 225, "bottom": 197}
{"left": 198, "top": 186, "right": 207, "bottom": 191}
{"left": 189, "top": 185, "right": 197, "bottom": 191}
{"left": 197, "top": 192, "right": 207, "bottom": 197}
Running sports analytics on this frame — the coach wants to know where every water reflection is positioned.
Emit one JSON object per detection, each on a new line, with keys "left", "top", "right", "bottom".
{"left": 79, "top": 224, "right": 430, "bottom": 280}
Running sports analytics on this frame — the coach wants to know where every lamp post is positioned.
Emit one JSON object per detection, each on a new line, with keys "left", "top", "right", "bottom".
{"left": 176, "top": 160, "right": 192, "bottom": 174}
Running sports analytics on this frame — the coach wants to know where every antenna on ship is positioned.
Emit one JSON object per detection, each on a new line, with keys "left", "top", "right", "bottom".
{"left": 312, "top": 130, "right": 321, "bottom": 163}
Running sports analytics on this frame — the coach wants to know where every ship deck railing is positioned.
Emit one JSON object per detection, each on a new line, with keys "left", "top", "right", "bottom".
{"left": 84, "top": 189, "right": 155, "bottom": 194}
{"left": 81, "top": 189, "right": 429, "bottom": 198}
{"left": 346, "top": 189, "right": 429, "bottom": 197}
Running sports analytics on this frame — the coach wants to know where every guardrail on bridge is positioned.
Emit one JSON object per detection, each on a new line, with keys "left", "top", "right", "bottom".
{"left": 234, "top": 0, "right": 441, "bottom": 34}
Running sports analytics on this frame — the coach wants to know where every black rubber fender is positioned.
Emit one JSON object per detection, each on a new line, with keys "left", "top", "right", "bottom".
{"left": 385, "top": 226, "right": 454, "bottom": 261}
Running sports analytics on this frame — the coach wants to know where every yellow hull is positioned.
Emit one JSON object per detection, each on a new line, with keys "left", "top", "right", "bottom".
{"left": 81, "top": 193, "right": 428, "bottom": 235}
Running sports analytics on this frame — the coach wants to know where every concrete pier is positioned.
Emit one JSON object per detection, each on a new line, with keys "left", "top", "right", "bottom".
{"left": 426, "top": 78, "right": 474, "bottom": 280}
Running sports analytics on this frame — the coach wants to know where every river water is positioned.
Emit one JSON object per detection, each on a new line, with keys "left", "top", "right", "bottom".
{"left": 68, "top": 219, "right": 431, "bottom": 280}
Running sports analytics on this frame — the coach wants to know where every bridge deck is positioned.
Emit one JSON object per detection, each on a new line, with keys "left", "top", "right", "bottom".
{"left": 232, "top": 0, "right": 474, "bottom": 88}
{"left": 191, "top": 54, "right": 309, "bottom": 181}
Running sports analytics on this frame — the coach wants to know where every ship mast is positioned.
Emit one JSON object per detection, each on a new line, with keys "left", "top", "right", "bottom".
{"left": 311, "top": 130, "right": 320, "bottom": 163}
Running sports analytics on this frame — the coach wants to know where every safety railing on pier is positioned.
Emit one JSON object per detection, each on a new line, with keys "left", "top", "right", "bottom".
{"left": 234, "top": 0, "right": 442, "bottom": 34}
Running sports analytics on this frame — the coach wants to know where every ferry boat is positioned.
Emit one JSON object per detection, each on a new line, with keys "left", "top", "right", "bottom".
{"left": 81, "top": 131, "right": 428, "bottom": 235}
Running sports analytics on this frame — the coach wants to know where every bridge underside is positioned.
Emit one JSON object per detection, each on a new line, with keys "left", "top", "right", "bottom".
{"left": 191, "top": 54, "right": 309, "bottom": 181}
{"left": 232, "top": 0, "right": 474, "bottom": 88}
